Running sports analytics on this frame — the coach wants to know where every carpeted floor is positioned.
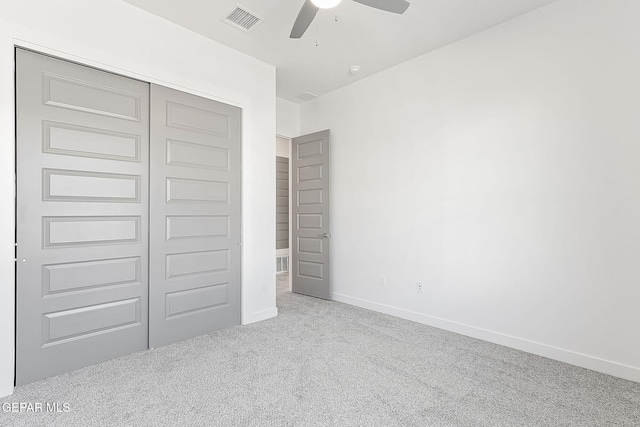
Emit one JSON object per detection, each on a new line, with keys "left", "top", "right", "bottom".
{"left": 1, "top": 290, "right": 639, "bottom": 427}
{"left": 276, "top": 273, "right": 290, "bottom": 296}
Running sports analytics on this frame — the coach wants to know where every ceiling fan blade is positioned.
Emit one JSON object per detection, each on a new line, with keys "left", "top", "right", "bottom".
{"left": 290, "top": 0, "right": 319, "bottom": 39}
{"left": 352, "top": 0, "right": 410, "bottom": 14}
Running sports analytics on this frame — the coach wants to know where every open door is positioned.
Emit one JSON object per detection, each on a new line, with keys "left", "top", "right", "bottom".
{"left": 291, "top": 130, "right": 330, "bottom": 299}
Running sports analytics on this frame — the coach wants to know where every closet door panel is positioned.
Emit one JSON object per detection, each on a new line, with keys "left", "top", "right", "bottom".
{"left": 149, "top": 85, "right": 241, "bottom": 348}
{"left": 16, "top": 49, "right": 150, "bottom": 385}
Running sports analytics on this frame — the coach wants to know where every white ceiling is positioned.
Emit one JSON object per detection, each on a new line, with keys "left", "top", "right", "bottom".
{"left": 123, "top": 0, "right": 558, "bottom": 104}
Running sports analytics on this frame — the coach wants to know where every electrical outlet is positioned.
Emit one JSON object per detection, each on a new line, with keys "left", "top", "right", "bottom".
{"left": 416, "top": 282, "right": 424, "bottom": 293}
{"left": 379, "top": 276, "right": 386, "bottom": 286}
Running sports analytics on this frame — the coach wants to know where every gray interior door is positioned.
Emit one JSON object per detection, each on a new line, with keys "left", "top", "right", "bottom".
{"left": 149, "top": 85, "right": 241, "bottom": 348}
{"left": 15, "top": 49, "right": 150, "bottom": 385}
{"left": 291, "top": 130, "right": 331, "bottom": 299}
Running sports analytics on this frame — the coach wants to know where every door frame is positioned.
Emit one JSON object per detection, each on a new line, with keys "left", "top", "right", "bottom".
{"left": 7, "top": 41, "right": 250, "bottom": 392}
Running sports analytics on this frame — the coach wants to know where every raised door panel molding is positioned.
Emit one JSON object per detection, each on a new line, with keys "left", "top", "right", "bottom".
{"left": 166, "top": 101, "right": 229, "bottom": 136}
{"left": 298, "top": 237, "right": 323, "bottom": 255}
{"left": 166, "top": 178, "right": 229, "bottom": 204}
{"left": 43, "top": 73, "right": 141, "bottom": 121}
{"left": 165, "top": 284, "right": 229, "bottom": 319}
{"left": 44, "top": 169, "right": 140, "bottom": 202}
{"left": 43, "top": 257, "right": 140, "bottom": 295}
{"left": 43, "top": 298, "right": 141, "bottom": 345}
{"left": 166, "top": 140, "right": 230, "bottom": 170}
{"left": 297, "top": 138, "right": 323, "bottom": 159}
{"left": 298, "top": 188, "right": 323, "bottom": 205}
{"left": 298, "top": 213, "right": 323, "bottom": 229}
{"left": 298, "top": 260, "right": 324, "bottom": 280}
{"left": 298, "top": 164, "right": 322, "bottom": 182}
{"left": 43, "top": 216, "right": 140, "bottom": 248}
{"left": 44, "top": 121, "right": 140, "bottom": 162}
{"left": 166, "top": 216, "right": 229, "bottom": 240}
{"left": 165, "top": 250, "right": 229, "bottom": 279}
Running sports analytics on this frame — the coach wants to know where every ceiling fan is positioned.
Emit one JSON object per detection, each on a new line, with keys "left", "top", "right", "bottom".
{"left": 290, "top": 0, "right": 410, "bottom": 39}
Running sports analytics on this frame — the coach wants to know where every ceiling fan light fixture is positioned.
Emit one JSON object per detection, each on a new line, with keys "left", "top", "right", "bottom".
{"left": 310, "top": 0, "right": 342, "bottom": 9}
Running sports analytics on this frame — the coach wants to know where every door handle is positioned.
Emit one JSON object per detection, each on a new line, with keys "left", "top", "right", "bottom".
{"left": 320, "top": 232, "right": 331, "bottom": 238}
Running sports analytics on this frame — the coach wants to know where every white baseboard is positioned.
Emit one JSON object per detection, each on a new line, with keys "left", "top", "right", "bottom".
{"left": 332, "top": 292, "right": 640, "bottom": 383}
{"left": 0, "top": 384, "right": 12, "bottom": 398}
{"left": 242, "top": 306, "right": 278, "bottom": 325}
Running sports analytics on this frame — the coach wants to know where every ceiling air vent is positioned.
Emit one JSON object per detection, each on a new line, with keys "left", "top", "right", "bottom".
{"left": 223, "top": 4, "right": 263, "bottom": 33}
{"left": 298, "top": 92, "right": 318, "bottom": 101}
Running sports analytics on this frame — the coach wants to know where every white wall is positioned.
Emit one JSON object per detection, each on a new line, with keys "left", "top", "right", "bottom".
{"left": 0, "top": 0, "right": 276, "bottom": 397}
{"left": 276, "top": 97, "right": 301, "bottom": 138}
{"left": 276, "top": 136, "right": 291, "bottom": 158}
{"left": 301, "top": 0, "right": 640, "bottom": 382}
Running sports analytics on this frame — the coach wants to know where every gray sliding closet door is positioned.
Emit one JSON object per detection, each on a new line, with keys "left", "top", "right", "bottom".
{"left": 149, "top": 85, "right": 241, "bottom": 348}
{"left": 15, "top": 48, "right": 150, "bottom": 385}
{"left": 291, "top": 130, "right": 331, "bottom": 299}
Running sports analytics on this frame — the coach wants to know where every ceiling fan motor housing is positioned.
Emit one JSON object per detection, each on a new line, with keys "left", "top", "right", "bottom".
{"left": 291, "top": 0, "right": 410, "bottom": 39}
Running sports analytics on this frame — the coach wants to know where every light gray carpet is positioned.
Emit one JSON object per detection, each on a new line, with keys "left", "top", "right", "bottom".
{"left": 1, "top": 291, "right": 639, "bottom": 427}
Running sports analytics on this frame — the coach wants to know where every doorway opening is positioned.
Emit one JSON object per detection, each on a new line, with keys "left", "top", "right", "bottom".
{"left": 276, "top": 136, "right": 292, "bottom": 296}
{"left": 278, "top": 130, "right": 331, "bottom": 300}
